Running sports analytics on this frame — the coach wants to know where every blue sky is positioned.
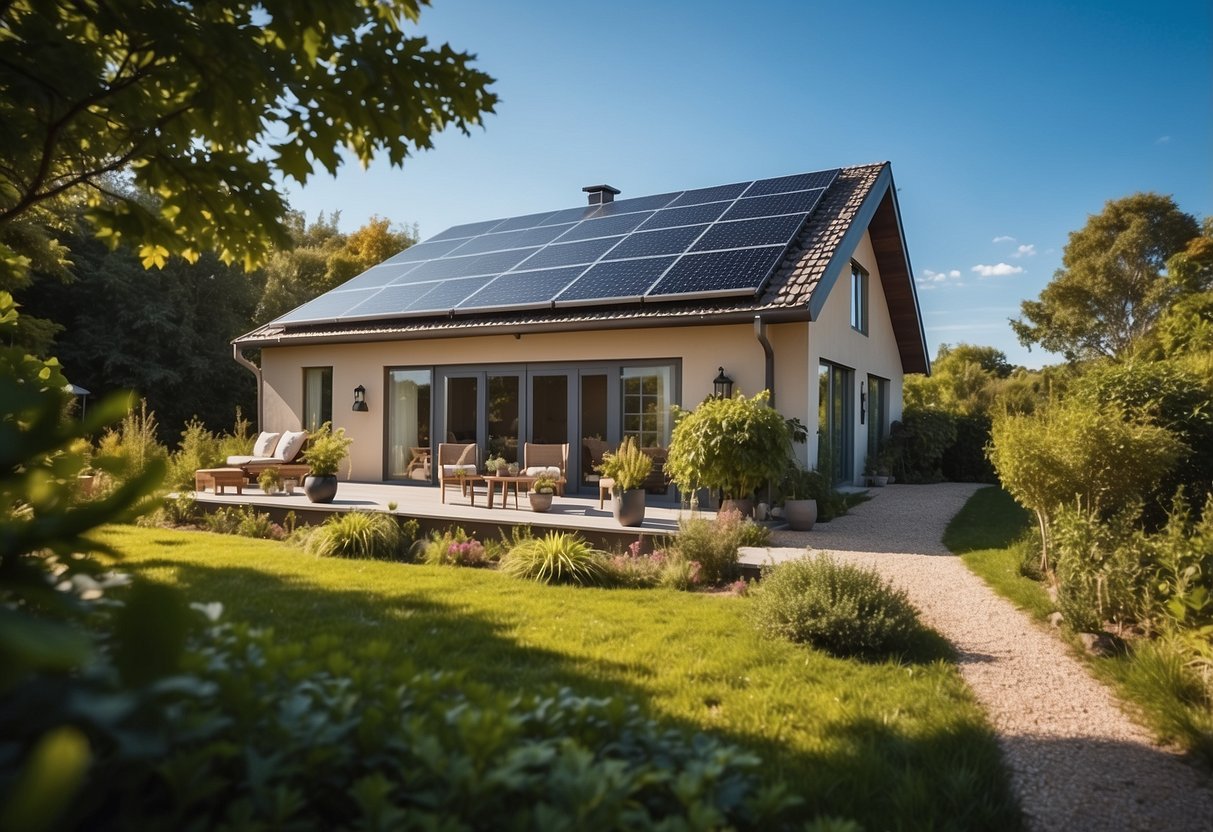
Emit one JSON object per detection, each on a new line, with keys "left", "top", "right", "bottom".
{"left": 282, "top": 0, "right": 1212, "bottom": 369}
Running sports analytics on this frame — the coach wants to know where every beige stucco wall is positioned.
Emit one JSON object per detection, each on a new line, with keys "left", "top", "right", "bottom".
{"left": 260, "top": 322, "right": 804, "bottom": 481}
{"left": 806, "top": 229, "right": 905, "bottom": 483}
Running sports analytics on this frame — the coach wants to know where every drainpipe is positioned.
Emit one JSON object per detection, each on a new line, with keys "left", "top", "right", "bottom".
{"left": 754, "top": 315, "right": 775, "bottom": 407}
{"left": 232, "top": 344, "right": 263, "bottom": 430}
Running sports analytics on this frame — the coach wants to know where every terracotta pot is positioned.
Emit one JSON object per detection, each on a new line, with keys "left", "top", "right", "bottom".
{"left": 303, "top": 475, "right": 338, "bottom": 503}
{"left": 784, "top": 498, "right": 817, "bottom": 531}
{"left": 529, "top": 492, "right": 553, "bottom": 512}
{"left": 613, "top": 489, "right": 646, "bottom": 527}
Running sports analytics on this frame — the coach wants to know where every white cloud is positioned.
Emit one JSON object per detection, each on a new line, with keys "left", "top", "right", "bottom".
{"left": 916, "top": 268, "right": 963, "bottom": 289}
{"left": 1013, "top": 244, "right": 1036, "bottom": 258}
{"left": 971, "top": 262, "right": 1023, "bottom": 277}
{"left": 992, "top": 235, "right": 1016, "bottom": 244}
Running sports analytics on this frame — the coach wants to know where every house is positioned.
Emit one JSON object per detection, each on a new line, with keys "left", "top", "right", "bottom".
{"left": 233, "top": 162, "right": 929, "bottom": 491}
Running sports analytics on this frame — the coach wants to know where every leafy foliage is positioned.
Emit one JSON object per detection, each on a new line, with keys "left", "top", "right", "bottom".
{"left": 595, "top": 436, "right": 653, "bottom": 492}
{"left": 1011, "top": 193, "right": 1200, "bottom": 360}
{"left": 0, "top": 0, "right": 496, "bottom": 284}
{"left": 670, "top": 511, "right": 747, "bottom": 586}
{"left": 750, "top": 555, "right": 924, "bottom": 659}
{"left": 885, "top": 406, "right": 957, "bottom": 483}
{"left": 501, "top": 532, "right": 608, "bottom": 586}
{"left": 602, "top": 542, "right": 670, "bottom": 589}
{"left": 416, "top": 526, "right": 490, "bottom": 567}
{"left": 201, "top": 505, "right": 286, "bottom": 540}
{"left": 1053, "top": 507, "right": 1143, "bottom": 631}
{"left": 665, "top": 391, "right": 790, "bottom": 499}
{"left": 303, "top": 511, "right": 410, "bottom": 560}
{"left": 988, "top": 399, "right": 1182, "bottom": 572}
{"left": 301, "top": 421, "right": 352, "bottom": 477}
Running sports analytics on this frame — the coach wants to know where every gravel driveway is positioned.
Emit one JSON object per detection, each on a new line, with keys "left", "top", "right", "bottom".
{"left": 740, "top": 483, "right": 1213, "bottom": 831}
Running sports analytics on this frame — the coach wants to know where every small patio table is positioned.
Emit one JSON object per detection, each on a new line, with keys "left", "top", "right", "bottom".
{"left": 483, "top": 476, "right": 567, "bottom": 509}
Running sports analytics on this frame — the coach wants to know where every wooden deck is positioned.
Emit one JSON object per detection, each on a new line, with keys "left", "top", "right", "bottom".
{"left": 191, "top": 481, "right": 708, "bottom": 549}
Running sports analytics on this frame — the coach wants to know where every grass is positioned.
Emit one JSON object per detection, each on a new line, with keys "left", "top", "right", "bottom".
{"left": 948, "top": 486, "right": 1213, "bottom": 765}
{"left": 98, "top": 523, "right": 1021, "bottom": 831}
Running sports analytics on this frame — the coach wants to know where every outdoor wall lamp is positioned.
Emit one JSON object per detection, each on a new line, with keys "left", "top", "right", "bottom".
{"left": 352, "top": 385, "right": 369, "bottom": 412}
{"left": 713, "top": 367, "right": 734, "bottom": 399}
{"left": 859, "top": 381, "right": 867, "bottom": 424}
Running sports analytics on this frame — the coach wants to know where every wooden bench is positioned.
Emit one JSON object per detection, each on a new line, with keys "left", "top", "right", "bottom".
{"left": 195, "top": 467, "right": 247, "bottom": 494}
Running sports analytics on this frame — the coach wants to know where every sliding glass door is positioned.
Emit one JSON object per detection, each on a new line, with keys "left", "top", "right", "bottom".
{"left": 385, "top": 368, "right": 431, "bottom": 481}
{"left": 818, "top": 361, "right": 853, "bottom": 483}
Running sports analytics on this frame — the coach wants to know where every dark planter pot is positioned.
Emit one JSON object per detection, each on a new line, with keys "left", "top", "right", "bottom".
{"left": 613, "top": 489, "right": 646, "bottom": 527}
{"left": 529, "top": 492, "right": 553, "bottom": 512}
{"left": 720, "top": 498, "right": 754, "bottom": 518}
{"left": 873, "top": 475, "right": 889, "bottom": 487}
{"left": 784, "top": 498, "right": 817, "bottom": 531}
{"left": 303, "top": 475, "right": 338, "bottom": 504}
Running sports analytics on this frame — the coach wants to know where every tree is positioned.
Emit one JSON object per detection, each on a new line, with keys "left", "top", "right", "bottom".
{"left": 1011, "top": 193, "right": 1200, "bottom": 361}
{"left": 0, "top": 0, "right": 496, "bottom": 284}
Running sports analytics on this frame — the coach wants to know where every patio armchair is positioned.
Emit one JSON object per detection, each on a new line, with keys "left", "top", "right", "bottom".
{"left": 522, "top": 442, "right": 568, "bottom": 495}
{"left": 438, "top": 442, "right": 480, "bottom": 503}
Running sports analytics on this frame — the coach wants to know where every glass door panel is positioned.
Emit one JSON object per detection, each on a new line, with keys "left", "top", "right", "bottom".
{"left": 446, "top": 376, "right": 479, "bottom": 444}
{"left": 817, "top": 362, "right": 852, "bottom": 483}
{"left": 487, "top": 374, "right": 520, "bottom": 463}
{"left": 580, "top": 373, "right": 609, "bottom": 489}
{"left": 531, "top": 374, "right": 569, "bottom": 445}
{"left": 386, "top": 369, "right": 431, "bottom": 481}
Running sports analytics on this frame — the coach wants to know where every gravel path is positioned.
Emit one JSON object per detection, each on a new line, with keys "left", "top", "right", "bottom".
{"left": 740, "top": 483, "right": 1213, "bottom": 831}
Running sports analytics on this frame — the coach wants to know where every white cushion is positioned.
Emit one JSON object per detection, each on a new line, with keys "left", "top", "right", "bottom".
{"left": 442, "top": 464, "right": 477, "bottom": 477}
{"left": 225, "top": 455, "right": 255, "bottom": 466}
{"left": 524, "top": 466, "right": 562, "bottom": 478}
{"left": 252, "top": 431, "right": 280, "bottom": 458}
{"left": 274, "top": 430, "right": 308, "bottom": 462}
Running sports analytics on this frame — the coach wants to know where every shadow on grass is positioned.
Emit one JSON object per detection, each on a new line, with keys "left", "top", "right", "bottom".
{"left": 127, "top": 556, "right": 1023, "bottom": 830}
{"left": 943, "top": 486, "right": 1031, "bottom": 554}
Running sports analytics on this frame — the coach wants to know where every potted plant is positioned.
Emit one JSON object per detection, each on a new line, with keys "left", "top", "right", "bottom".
{"left": 282, "top": 477, "right": 298, "bottom": 496}
{"left": 301, "top": 422, "right": 352, "bottom": 503}
{"left": 258, "top": 467, "right": 281, "bottom": 495}
{"left": 781, "top": 464, "right": 824, "bottom": 531}
{"left": 596, "top": 436, "right": 653, "bottom": 526}
{"left": 528, "top": 474, "right": 558, "bottom": 512}
{"left": 664, "top": 391, "right": 790, "bottom": 517}
{"left": 863, "top": 455, "right": 880, "bottom": 487}
{"left": 484, "top": 455, "right": 507, "bottom": 476}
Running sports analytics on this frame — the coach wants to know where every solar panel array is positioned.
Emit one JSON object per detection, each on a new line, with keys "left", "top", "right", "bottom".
{"left": 274, "top": 168, "right": 840, "bottom": 325}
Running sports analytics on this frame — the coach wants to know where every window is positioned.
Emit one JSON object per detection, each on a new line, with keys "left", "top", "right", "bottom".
{"left": 818, "top": 361, "right": 853, "bottom": 482}
{"left": 850, "top": 262, "right": 868, "bottom": 334}
{"left": 867, "top": 375, "right": 889, "bottom": 461}
{"left": 622, "top": 365, "right": 673, "bottom": 448}
{"left": 303, "top": 367, "right": 332, "bottom": 432}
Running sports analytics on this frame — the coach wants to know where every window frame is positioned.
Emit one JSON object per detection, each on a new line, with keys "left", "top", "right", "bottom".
{"left": 850, "top": 261, "right": 869, "bottom": 335}
{"left": 302, "top": 366, "right": 333, "bottom": 432}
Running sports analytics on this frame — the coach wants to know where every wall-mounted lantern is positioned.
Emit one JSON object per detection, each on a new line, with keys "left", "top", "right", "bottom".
{"left": 352, "top": 385, "right": 369, "bottom": 412}
{"left": 713, "top": 367, "right": 734, "bottom": 399}
{"left": 859, "top": 381, "right": 867, "bottom": 424}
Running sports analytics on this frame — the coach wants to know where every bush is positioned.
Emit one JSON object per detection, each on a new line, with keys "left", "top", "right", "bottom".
{"left": 417, "top": 526, "right": 489, "bottom": 567}
{"left": 200, "top": 506, "right": 285, "bottom": 540}
{"left": 1118, "top": 635, "right": 1213, "bottom": 763}
{"left": 886, "top": 406, "right": 957, "bottom": 483}
{"left": 595, "top": 436, "right": 653, "bottom": 492}
{"left": 501, "top": 532, "right": 608, "bottom": 586}
{"left": 165, "top": 417, "right": 223, "bottom": 491}
{"left": 738, "top": 517, "right": 771, "bottom": 547}
{"left": 603, "top": 541, "right": 670, "bottom": 588}
{"left": 750, "top": 555, "right": 923, "bottom": 658}
{"left": 671, "top": 509, "right": 748, "bottom": 586}
{"left": 304, "top": 511, "right": 409, "bottom": 560}
{"left": 1052, "top": 506, "right": 1142, "bottom": 632}
{"left": 91, "top": 398, "right": 170, "bottom": 497}
{"left": 940, "top": 412, "right": 996, "bottom": 483}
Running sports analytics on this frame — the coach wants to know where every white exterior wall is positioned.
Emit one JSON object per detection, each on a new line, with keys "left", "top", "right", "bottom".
{"left": 806, "top": 229, "right": 905, "bottom": 484}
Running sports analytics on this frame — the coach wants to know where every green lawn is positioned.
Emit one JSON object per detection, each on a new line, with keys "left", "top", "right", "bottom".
{"left": 100, "top": 523, "right": 1020, "bottom": 830}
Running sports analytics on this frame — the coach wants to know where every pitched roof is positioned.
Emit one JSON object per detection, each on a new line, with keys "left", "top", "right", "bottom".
{"left": 236, "top": 162, "right": 928, "bottom": 373}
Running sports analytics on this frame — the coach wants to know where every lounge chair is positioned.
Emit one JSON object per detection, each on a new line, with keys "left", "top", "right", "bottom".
{"left": 224, "top": 430, "right": 311, "bottom": 483}
{"left": 438, "top": 442, "right": 480, "bottom": 504}
{"left": 522, "top": 442, "right": 568, "bottom": 495}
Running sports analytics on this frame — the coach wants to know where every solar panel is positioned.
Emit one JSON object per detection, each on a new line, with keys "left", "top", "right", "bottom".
{"left": 604, "top": 225, "right": 707, "bottom": 259}
{"left": 270, "top": 166, "right": 841, "bottom": 325}
{"left": 647, "top": 246, "right": 785, "bottom": 299}
{"left": 555, "top": 257, "right": 676, "bottom": 306}
{"left": 459, "top": 267, "right": 586, "bottom": 311}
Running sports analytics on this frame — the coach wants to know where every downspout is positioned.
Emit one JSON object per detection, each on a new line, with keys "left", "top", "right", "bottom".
{"left": 232, "top": 344, "right": 263, "bottom": 430}
{"left": 754, "top": 315, "right": 775, "bottom": 407}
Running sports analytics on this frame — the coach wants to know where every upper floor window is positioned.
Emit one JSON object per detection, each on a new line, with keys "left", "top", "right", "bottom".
{"left": 303, "top": 366, "right": 333, "bottom": 432}
{"left": 850, "top": 262, "right": 869, "bottom": 335}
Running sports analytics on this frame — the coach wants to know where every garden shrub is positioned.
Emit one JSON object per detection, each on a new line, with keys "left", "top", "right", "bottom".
{"left": 165, "top": 417, "right": 222, "bottom": 491}
{"left": 750, "top": 555, "right": 923, "bottom": 658}
{"left": 1052, "top": 506, "right": 1142, "bottom": 632}
{"left": 200, "top": 506, "right": 285, "bottom": 540}
{"left": 671, "top": 509, "right": 749, "bottom": 585}
{"left": 603, "top": 541, "right": 669, "bottom": 588}
{"left": 417, "top": 526, "right": 489, "bottom": 567}
{"left": 738, "top": 517, "right": 771, "bottom": 547}
{"left": 940, "top": 412, "right": 996, "bottom": 483}
{"left": 659, "top": 556, "right": 704, "bottom": 590}
{"left": 1139, "top": 493, "right": 1213, "bottom": 634}
{"left": 1118, "top": 635, "right": 1213, "bottom": 763}
{"left": 91, "top": 398, "right": 169, "bottom": 498}
{"left": 885, "top": 406, "right": 957, "bottom": 483}
{"left": 303, "top": 511, "right": 409, "bottom": 560}
{"left": 501, "top": 532, "right": 608, "bottom": 586}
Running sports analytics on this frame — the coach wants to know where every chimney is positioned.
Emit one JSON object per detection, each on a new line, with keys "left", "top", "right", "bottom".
{"left": 582, "top": 184, "right": 621, "bottom": 206}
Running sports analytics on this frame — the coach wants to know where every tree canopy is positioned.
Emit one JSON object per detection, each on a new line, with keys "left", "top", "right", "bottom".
{"left": 0, "top": 0, "right": 495, "bottom": 284}
{"left": 1011, "top": 193, "right": 1200, "bottom": 361}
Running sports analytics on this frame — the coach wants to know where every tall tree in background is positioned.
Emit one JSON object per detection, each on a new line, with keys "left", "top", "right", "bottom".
{"left": 1011, "top": 193, "right": 1199, "bottom": 361}
{"left": 0, "top": 0, "right": 495, "bottom": 286}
